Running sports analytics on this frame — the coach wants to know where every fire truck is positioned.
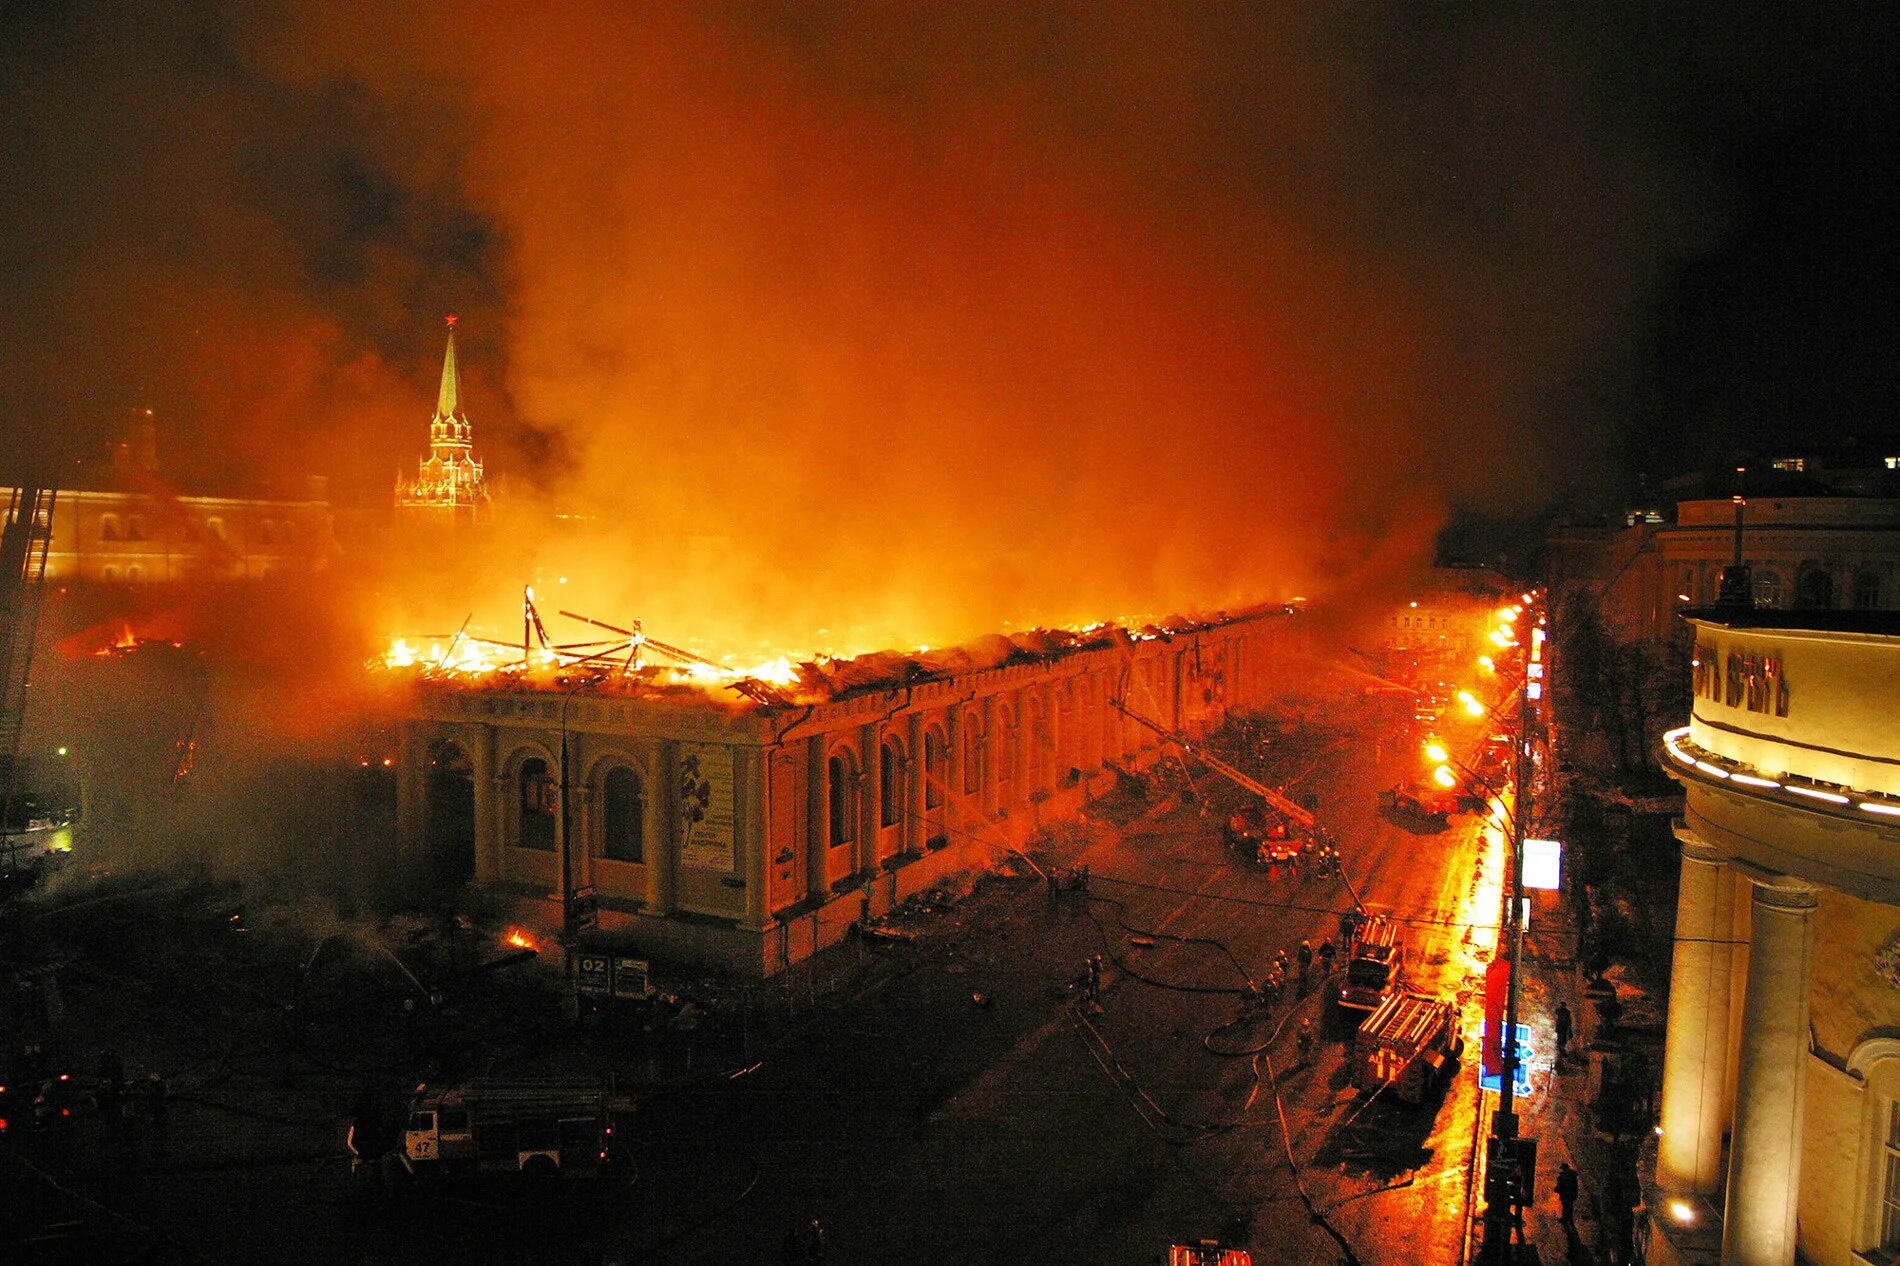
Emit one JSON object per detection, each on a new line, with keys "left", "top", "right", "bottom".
{"left": 1336, "top": 914, "right": 1405, "bottom": 1013}
{"left": 350, "top": 1078, "right": 631, "bottom": 1183}
{"left": 1351, "top": 992, "right": 1463, "bottom": 1105}
{"left": 1378, "top": 783, "right": 1459, "bottom": 821}
{"left": 1167, "top": 1242, "right": 1252, "bottom": 1266}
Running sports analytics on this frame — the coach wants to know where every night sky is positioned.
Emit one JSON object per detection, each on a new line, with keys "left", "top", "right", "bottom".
{"left": 3, "top": 3, "right": 1896, "bottom": 645}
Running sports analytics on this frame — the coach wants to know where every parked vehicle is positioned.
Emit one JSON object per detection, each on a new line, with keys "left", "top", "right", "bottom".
{"left": 1352, "top": 991, "right": 1463, "bottom": 1104}
{"left": 350, "top": 1078, "right": 632, "bottom": 1184}
{"left": 1336, "top": 915, "right": 1405, "bottom": 1013}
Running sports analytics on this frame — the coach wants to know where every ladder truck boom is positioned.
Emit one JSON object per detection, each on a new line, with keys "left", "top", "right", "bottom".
{"left": 1107, "top": 697, "right": 1315, "bottom": 831}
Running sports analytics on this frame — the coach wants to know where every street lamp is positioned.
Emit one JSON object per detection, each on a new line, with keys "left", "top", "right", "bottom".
{"left": 1475, "top": 611, "right": 1544, "bottom": 1263}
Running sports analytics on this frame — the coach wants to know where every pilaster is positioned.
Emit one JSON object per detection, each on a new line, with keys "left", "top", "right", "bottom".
{"left": 1657, "top": 831, "right": 1737, "bottom": 1193}
{"left": 1723, "top": 875, "right": 1818, "bottom": 1266}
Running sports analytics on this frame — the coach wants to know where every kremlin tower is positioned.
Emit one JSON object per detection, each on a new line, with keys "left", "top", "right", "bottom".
{"left": 395, "top": 316, "right": 491, "bottom": 526}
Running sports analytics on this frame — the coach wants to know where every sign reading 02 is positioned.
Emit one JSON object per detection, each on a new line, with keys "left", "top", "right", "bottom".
{"left": 1693, "top": 643, "right": 1790, "bottom": 718}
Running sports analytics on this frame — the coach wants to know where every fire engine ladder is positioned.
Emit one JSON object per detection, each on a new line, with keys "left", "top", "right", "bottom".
{"left": 1, "top": 482, "right": 58, "bottom": 852}
{"left": 1106, "top": 696, "right": 1315, "bottom": 830}
{"left": 1107, "top": 696, "right": 1365, "bottom": 915}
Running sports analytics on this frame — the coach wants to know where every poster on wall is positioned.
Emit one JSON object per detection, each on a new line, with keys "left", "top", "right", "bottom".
{"left": 676, "top": 742, "right": 736, "bottom": 871}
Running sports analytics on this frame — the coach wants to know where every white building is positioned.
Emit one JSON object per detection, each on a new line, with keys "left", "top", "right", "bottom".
{"left": 1655, "top": 608, "right": 1900, "bottom": 1264}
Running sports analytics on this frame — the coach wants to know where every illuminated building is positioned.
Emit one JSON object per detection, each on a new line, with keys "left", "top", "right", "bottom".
{"left": 1655, "top": 609, "right": 1900, "bottom": 1265}
{"left": 393, "top": 607, "right": 1298, "bottom": 976}
{"left": 395, "top": 316, "right": 491, "bottom": 527}
{"left": 1549, "top": 490, "right": 1900, "bottom": 644}
{"left": 0, "top": 415, "right": 334, "bottom": 586}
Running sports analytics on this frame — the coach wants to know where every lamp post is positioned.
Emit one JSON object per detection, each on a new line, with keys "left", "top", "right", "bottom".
{"left": 1465, "top": 606, "right": 1542, "bottom": 1264}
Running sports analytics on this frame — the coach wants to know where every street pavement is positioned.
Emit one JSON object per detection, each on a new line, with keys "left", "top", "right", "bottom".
{"left": 2, "top": 698, "right": 1665, "bottom": 1265}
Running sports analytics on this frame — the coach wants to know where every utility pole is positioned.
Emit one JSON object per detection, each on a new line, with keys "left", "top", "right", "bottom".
{"left": 1485, "top": 606, "right": 1540, "bottom": 1263}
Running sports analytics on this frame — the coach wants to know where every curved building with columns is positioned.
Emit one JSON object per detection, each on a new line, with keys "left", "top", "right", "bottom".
{"left": 394, "top": 607, "right": 1300, "bottom": 976}
{"left": 1656, "top": 608, "right": 1900, "bottom": 1265}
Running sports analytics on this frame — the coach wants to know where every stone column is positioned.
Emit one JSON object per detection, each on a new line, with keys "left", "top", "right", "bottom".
{"left": 470, "top": 729, "right": 497, "bottom": 883}
{"left": 980, "top": 696, "right": 998, "bottom": 818}
{"left": 805, "top": 736, "right": 829, "bottom": 899}
{"left": 644, "top": 744, "right": 670, "bottom": 914}
{"left": 1657, "top": 833, "right": 1736, "bottom": 1193}
{"left": 737, "top": 748, "right": 766, "bottom": 930}
{"left": 857, "top": 722, "right": 878, "bottom": 878}
{"left": 905, "top": 712, "right": 925, "bottom": 856}
{"left": 394, "top": 725, "right": 426, "bottom": 858}
{"left": 1723, "top": 876, "right": 1818, "bottom": 1266}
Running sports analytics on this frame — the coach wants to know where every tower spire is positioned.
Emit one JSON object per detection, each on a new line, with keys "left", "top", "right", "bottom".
{"left": 436, "top": 314, "right": 463, "bottom": 424}
{"left": 397, "top": 314, "right": 490, "bottom": 526}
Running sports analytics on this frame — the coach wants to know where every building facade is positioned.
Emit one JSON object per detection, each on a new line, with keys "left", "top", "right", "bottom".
{"left": 394, "top": 608, "right": 1300, "bottom": 976}
{"left": 1, "top": 419, "right": 335, "bottom": 586}
{"left": 1654, "top": 610, "right": 1900, "bottom": 1265}
{"left": 1549, "top": 496, "right": 1900, "bottom": 644}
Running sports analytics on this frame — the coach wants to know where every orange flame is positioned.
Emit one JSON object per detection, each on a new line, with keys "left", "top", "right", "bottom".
{"left": 504, "top": 928, "right": 537, "bottom": 951}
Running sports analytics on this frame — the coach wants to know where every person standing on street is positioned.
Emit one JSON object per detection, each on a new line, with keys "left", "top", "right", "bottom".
{"left": 1297, "top": 939, "right": 1314, "bottom": 995}
{"left": 1317, "top": 937, "right": 1336, "bottom": 975}
{"left": 1555, "top": 1162, "right": 1580, "bottom": 1225}
{"left": 1554, "top": 1002, "right": 1574, "bottom": 1065}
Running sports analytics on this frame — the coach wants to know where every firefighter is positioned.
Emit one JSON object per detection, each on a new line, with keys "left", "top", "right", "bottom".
{"left": 1297, "top": 939, "right": 1314, "bottom": 995}
{"left": 1084, "top": 955, "right": 1104, "bottom": 1010}
{"left": 1265, "top": 964, "right": 1286, "bottom": 1005}
{"left": 1296, "top": 1018, "right": 1314, "bottom": 1061}
{"left": 1317, "top": 937, "right": 1337, "bottom": 974}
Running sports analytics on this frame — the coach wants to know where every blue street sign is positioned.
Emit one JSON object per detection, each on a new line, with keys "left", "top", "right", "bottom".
{"left": 1478, "top": 1022, "right": 1533, "bottom": 1094}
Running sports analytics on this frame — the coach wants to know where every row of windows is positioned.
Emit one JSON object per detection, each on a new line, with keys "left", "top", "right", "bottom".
{"left": 1678, "top": 564, "right": 1887, "bottom": 610}
{"left": 96, "top": 514, "right": 299, "bottom": 546}
{"left": 490, "top": 693, "right": 1154, "bottom": 864}
{"left": 513, "top": 756, "right": 645, "bottom": 863}
{"left": 826, "top": 700, "right": 1116, "bottom": 850}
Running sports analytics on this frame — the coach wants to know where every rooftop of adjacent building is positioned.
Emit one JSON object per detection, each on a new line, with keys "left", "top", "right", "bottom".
{"left": 1681, "top": 606, "right": 1900, "bottom": 637}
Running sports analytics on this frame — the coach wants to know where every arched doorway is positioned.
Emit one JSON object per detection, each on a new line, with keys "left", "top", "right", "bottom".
{"left": 425, "top": 741, "right": 476, "bottom": 885}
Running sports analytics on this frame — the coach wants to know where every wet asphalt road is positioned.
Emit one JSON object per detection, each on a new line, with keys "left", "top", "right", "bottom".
{"left": 3, "top": 705, "right": 1506, "bottom": 1265}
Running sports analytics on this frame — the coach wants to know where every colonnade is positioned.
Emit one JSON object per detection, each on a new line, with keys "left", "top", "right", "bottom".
{"left": 1657, "top": 828, "right": 1818, "bottom": 1265}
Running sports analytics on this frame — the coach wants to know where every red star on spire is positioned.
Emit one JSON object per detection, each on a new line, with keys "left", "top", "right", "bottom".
{"left": 445, "top": 314, "right": 459, "bottom": 328}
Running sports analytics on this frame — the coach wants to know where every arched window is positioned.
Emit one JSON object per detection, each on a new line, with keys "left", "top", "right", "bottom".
{"left": 100, "top": 514, "right": 122, "bottom": 542}
{"left": 827, "top": 751, "right": 857, "bottom": 848}
{"left": 923, "top": 725, "right": 948, "bottom": 809}
{"left": 1849, "top": 1041, "right": 1900, "bottom": 1255}
{"left": 1854, "top": 569, "right": 1884, "bottom": 611}
{"left": 599, "top": 766, "right": 645, "bottom": 863}
{"left": 125, "top": 516, "right": 147, "bottom": 541}
{"left": 516, "top": 757, "right": 557, "bottom": 850}
{"left": 103, "top": 565, "right": 121, "bottom": 582}
{"left": 961, "top": 713, "right": 985, "bottom": 796}
{"left": 126, "top": 565, "right": 142, "bottom": 584}
{"left": 206, "top": 517, "right": 225, "bottom": 541}
{"left": 879, "top": 738, "right": 904, "bottom": 829}
{"left": 1752, "top": 571, "right": 1783, "bottom": 609}
{"left": 1795, "top": 567, "right": 1834, "bottom": 610}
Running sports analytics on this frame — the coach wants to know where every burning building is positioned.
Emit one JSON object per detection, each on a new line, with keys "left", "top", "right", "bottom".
{"left": 392, "top": 605, "right": 1301, "bottom": 975}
